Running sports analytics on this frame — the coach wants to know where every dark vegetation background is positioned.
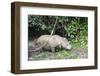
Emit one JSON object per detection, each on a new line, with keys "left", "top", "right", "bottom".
{"left": 28, "top": 15, "right": 88, "bottom": 60}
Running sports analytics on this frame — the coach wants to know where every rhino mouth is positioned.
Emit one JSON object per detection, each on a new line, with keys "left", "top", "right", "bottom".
{"left": 64, "top": 45, "right": 72, "bottom": 50}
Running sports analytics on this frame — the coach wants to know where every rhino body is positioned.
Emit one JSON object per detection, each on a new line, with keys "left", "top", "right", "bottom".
{"left": 36, "top": 35, "right": 72, "bottom": 52}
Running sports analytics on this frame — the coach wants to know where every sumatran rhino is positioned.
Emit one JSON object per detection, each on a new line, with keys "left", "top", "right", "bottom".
{"left": 36, "top": 35, "right": 72, "bottom": 52}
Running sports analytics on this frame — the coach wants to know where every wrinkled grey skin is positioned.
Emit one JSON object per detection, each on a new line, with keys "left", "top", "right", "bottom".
{"left": 36, "top": 35, "right": 72, "bottom": 52}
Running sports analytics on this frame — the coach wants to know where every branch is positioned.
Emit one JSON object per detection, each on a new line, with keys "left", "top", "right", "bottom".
{"left": 50, "top": 17, "right": 58, "bottom": 35}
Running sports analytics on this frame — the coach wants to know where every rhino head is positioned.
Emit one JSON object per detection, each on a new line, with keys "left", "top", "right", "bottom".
{"left": 61, "top": 37, "right": 72, "bottom": 50}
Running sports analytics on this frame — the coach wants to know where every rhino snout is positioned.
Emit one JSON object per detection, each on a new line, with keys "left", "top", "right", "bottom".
{"left": 67, "top": 45, "right": 72, "bottom": 50}
{"left": 64, "top": 45, "right": 72, "bottom": 50}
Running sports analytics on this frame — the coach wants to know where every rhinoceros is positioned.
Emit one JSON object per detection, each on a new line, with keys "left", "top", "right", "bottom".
{"left": 35, "top": 35, "right": 72, "bottom": 52}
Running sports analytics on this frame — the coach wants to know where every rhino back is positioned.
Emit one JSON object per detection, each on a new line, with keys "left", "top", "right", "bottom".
{"left": 36, "top": 35, "right": 61, "bottom": 48}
